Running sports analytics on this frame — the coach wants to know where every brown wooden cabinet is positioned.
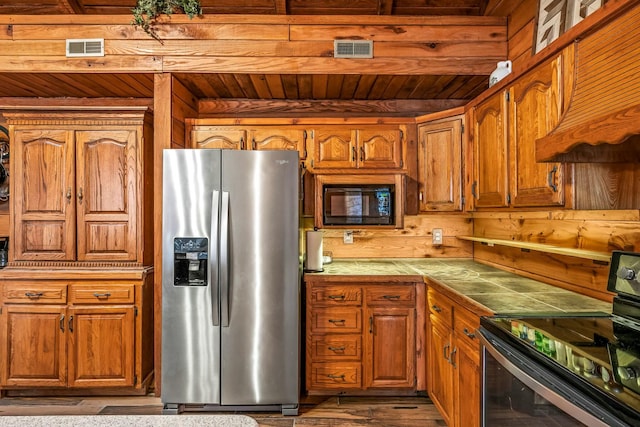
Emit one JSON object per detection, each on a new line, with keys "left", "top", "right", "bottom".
{"left": 471, "top": 53, "right": 567, "bottom": 208}
{"left": 6, "top": 109, "right": 153, "bottom": 264}
{"left": 417, "top": 116, "right": 463, "bottom": 212}
{"left": 427, "top": 287, "right": 455, "bottom": 425}
{"left": 305, "top": 280, "right": 417, "bottom": 394}
{"left": 427, "top": 285, "right": 492, "bottom": 427}
{"left": 190, "top": 124, "right": 308, "bottom": 159}
{"left": 364, "top": 286, "right": 415, "bottom": 389}
{"left": 310, "top": 125, "right": 404, "bottom": 170}
{"left": 0, "top": 271, "right": 153, "bottom": 392}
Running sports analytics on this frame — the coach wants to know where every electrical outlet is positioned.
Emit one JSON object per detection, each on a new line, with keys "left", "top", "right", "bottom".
{"left": 343, "top": 230, "right": 354, "bottom": 244}
{"left": 432, "top": 228, "right": 443, "bottom": 245}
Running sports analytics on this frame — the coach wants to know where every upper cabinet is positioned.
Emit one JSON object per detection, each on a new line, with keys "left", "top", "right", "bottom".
{"left": 309, "top": 125, "right": 404, "bottom": 171}
{"left": 189, "top": 124, "right": 308, "bottom": 159}
{"left": 7, "top": 109, "right": 153, "bottom": 265}
{"left": 187, "top": 120, "right": 408, "bottom": 173}
{"left": 417, "top": 116, "right": 463, "bottom": 212}
{"left": 471, "top": 53, "right": 567, "bottom": 209}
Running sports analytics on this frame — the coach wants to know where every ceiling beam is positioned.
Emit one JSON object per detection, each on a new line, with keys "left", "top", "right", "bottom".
{"left": 197, "top": 98, "right": 467, "bottom": 117}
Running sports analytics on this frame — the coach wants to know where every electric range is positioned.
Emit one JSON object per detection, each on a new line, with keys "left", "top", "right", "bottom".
{"left": 480, "top": 251, "right": 640, "bottom": 426}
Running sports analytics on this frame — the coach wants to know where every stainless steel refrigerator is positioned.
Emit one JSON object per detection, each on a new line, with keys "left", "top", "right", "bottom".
{"left": 161, "top": 149, "right": 300, "bottom": 415}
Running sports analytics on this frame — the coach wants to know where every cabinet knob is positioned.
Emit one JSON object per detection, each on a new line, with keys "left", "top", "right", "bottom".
{"left": 431, "top": 304, "right": 442, "bottom": 313}
{"left": 77, "top": 188, "right": 83, "bottom": 204}
{"left": 66, "top": 188, "right": 72, "bottom": 202}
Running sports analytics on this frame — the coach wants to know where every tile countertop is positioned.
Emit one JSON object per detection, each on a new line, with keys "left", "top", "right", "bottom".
{"left": 304, "top": 258, "right": 612, "bottom": 316}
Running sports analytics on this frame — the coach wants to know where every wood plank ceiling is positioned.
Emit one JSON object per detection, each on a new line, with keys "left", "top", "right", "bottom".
{"left": 0, "top": 0, "right": 507, "bottom": 115}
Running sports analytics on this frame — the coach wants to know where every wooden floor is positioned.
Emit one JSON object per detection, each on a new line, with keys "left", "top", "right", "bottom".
{"left": 0, "top": 394, "right": 446, "bottom": 426}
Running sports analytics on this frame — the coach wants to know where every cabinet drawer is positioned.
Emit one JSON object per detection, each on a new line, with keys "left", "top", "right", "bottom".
{"left": 454, "top": 306, "right": 481, "bottom": 350}
{"left": 3, "top": 283, "right": 67, "bottom": 304}
{"left": 311, "top": 335, "right": 361, "bottom": 361}
{"left": 310, "top": 362, "right": 361, "bottom": 389}
{"left": 69, "top": 284, "right": 135, "bottom": 304}
{"left": 310, "top": 286, "right": 362, "bottom": 305}
{"left": 311, "top": 308, "right": 361, "bottom": 333}
{"left": 366, "top": 285, "right": 415, "bottom": 306}
{"left": 428, "top": 288, "right": 453, "bottom": 327}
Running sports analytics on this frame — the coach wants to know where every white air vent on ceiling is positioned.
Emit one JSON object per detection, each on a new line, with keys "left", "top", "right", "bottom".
{"left": 66, "top": 39, "right": 105, "bottom": 57}
{"left": 334, "top": 40, "right": 373, "bottom": 58}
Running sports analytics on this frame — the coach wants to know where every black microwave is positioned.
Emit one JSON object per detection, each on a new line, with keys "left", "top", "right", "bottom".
{"left": 322, "top": 184, "right": 394, "bottom": 226}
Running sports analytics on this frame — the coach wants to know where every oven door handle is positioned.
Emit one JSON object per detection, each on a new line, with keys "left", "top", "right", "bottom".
{"left": 479, "top": 328, "right": 620, "bottom": 427}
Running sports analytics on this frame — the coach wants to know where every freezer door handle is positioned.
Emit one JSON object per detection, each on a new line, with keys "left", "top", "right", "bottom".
{"left": 211, "top": 189, "right": 220, "bottom": 326}
{"left": 220, "top": 191, "right": 230, "bottom": 327}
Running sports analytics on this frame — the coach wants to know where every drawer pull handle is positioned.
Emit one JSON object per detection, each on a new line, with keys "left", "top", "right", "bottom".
{"left": 328, "top": 346, "right": 345, "bottom": 352}
{"left": 327, "top": 374, "right": 345, "bottom": 380}
{"left": 59, "top": 315, "right": 65, "bottom": 332}
{"left": 93, "top": 292, "right": 111, "bottom": 298}
{"left": 463, "top": 328, "right": 476, "bottom": 339}
{"left": 383, "top": 295, "right": 400, "bottom": 300}
{"left": 328, "top": 319, "right": 345, "bottom": 324}
{"left": 443, "top": 343, "right": 450, "bottom": 360}
{"left": 25, "top": 292, "right": 44, "bottom": 298}
{"left": 328, "top": 295, "right": 345, "bottom": 300}
{"left": 431, "top": 304, "right": 442, "bottom": 313}
{"left": 68, "top": 315, "right": 74, "bottom": 333}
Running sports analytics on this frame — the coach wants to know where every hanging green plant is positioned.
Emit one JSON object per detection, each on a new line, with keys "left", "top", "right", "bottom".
{"left": 132, "top": 0, "right": 202, "bottom": 42}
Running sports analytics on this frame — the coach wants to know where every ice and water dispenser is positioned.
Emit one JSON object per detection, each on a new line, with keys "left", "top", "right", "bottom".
{"left": 173, "top": 238, "right": 208, "bottom": 286}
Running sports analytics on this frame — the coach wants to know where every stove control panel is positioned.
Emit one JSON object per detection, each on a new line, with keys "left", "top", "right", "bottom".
{"left": 608, "top": 251, "right": 640, "bottom": 298}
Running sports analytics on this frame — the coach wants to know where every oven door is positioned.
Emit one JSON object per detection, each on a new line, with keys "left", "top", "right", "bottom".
{"left": 479, "top": 327, "right": 628, "bottom": 427}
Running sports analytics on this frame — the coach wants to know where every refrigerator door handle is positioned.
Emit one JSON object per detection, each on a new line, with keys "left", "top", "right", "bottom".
{"left": 211, "top": 189, "right": 221, "bottom": 326}
{"left": 220, "top": 191, "right": 230, "bottom": 327}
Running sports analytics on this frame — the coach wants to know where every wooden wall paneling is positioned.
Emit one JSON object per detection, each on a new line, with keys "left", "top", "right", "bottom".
{"left": 507, "top": 0, "right": 536, "bottom": 38}
{"left": 472, "top": 211, "right": 640, "bottom": 253}
{"left": 10, "top": 22, "right": 290, "bottom": 41}
{"left": 484, "top": 0, "right": 528, "bottom": 17}
{"left": 574, "top": 163, "right": 640, "bottom": 210}
{"left": 472, "top": 244, "right": 613, "bottom": 302}
{"left": 288, "top": 22, "right": 507, "bottom": 42}
{"left": 318, "top": 215, "right": 473, "bottom": 259}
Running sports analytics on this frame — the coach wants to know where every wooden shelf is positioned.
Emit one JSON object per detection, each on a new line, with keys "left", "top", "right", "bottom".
{"left": 457, "top": 236, "right": 611, "bottom": 263}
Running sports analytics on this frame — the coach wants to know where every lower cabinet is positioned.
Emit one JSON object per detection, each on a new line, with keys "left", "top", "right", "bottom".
{"left": 0, "top": 269, "right": 153, "bottom": 393}
{"left": 427, "top": 284, "right": 492, "bottom": 427}
{"left": 305, "top": 280, "right": 418, "bottom": 393}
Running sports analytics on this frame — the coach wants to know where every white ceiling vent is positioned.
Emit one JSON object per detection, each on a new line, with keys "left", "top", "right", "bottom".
{"left": 66, "top": 39, "right": 105, "bottom": 57}
{"left": 334, "top": 40, "right": 373, "bottom": 58}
